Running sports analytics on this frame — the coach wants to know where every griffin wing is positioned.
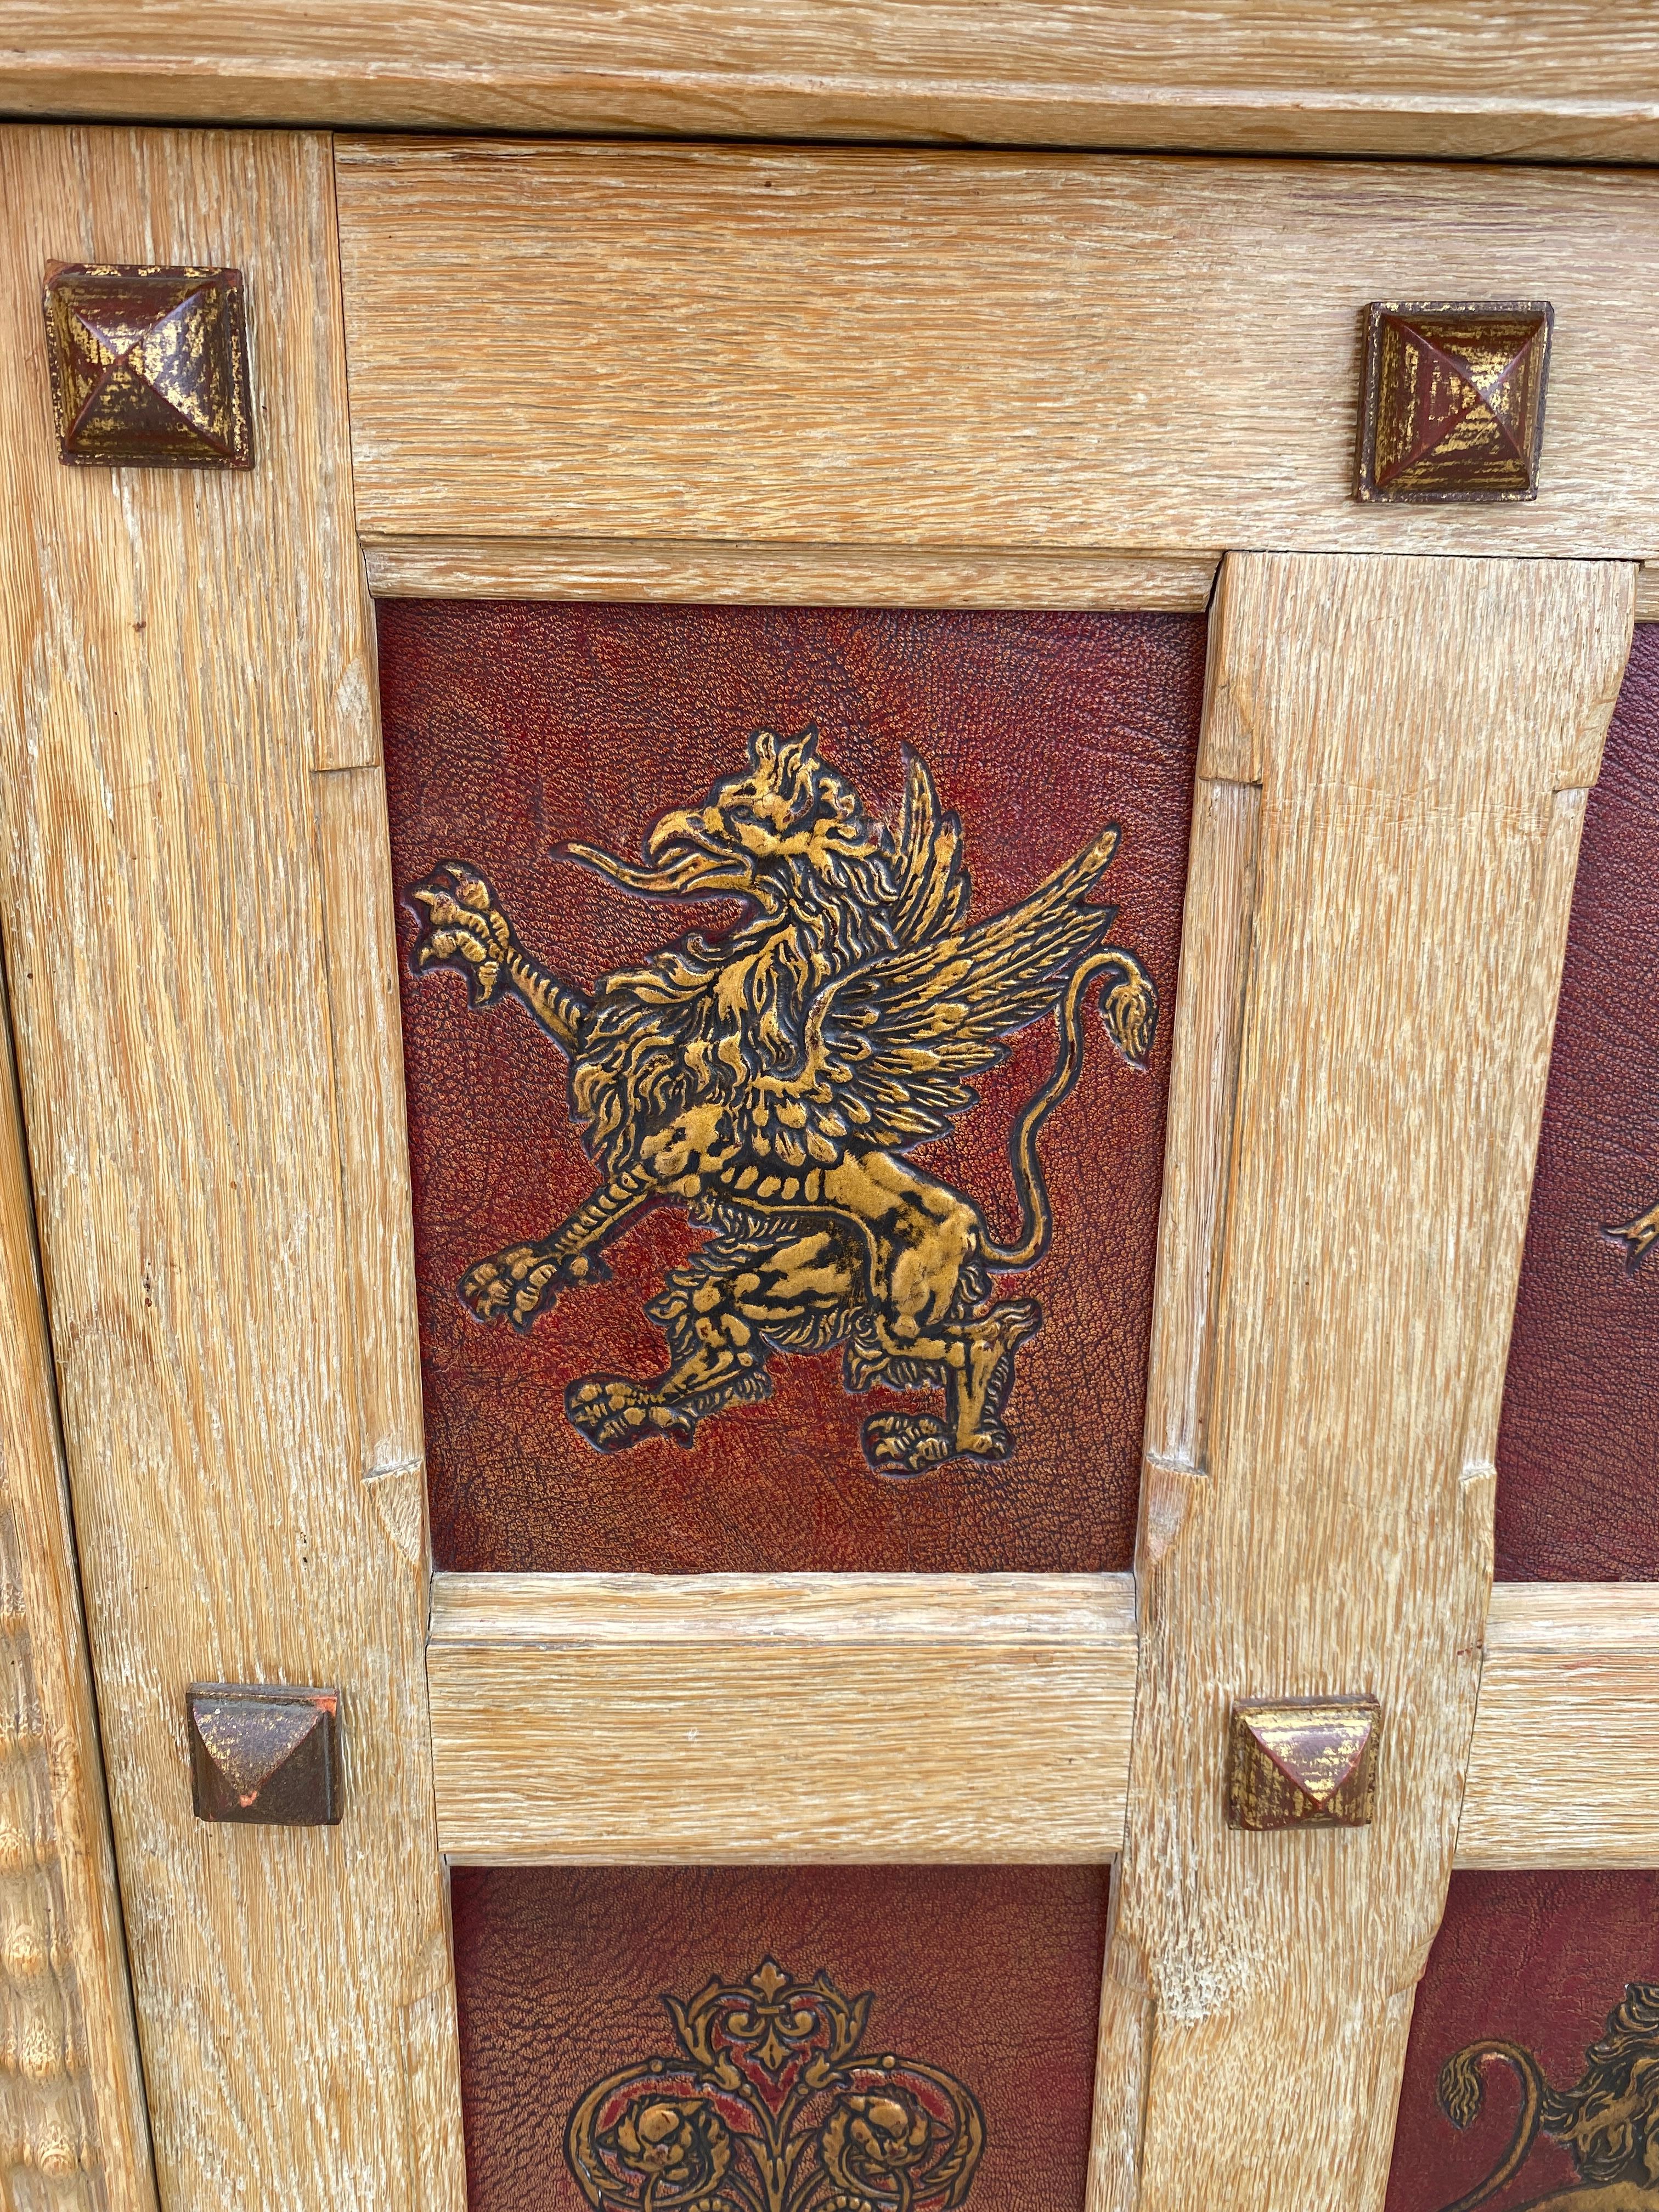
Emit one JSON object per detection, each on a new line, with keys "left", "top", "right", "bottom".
{"left": 890, "top": 746, "right": 969, "bottom": 946}
{"left": 805, "top": 800, "right": 1122, "bottom": 1152}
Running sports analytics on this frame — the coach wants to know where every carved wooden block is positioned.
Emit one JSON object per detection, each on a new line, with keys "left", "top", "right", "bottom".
{"left": 42, "top": 262, "right": 253, "bottom": 469}
{"left": 1356, "top": 302, "right": 1552, "bottom": 504}
{"left": 1226, "top": 1696, "right": 1381, "bottom": 1830}
{"left": 187, "top": 1684, "right": 342, "bottom": 1825}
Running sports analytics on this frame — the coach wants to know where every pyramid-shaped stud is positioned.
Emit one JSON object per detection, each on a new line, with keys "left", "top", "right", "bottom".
{"left": 1226, "top": 1696, "right": 1381, "bottom": 1830}
{"left": 188, "top": 1684, "right": 342, "bottom": 1825}
{"left": 43, "top": 264, "right": 253, "bottom": 469}
{"left": 1356, "top": 301, "right": 1552, "bottom": 503}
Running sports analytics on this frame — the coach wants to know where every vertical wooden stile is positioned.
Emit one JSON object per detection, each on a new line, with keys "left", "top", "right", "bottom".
{"left": 0, "top": 126, "right": 464, "bottom": 2211}
{"left": 0, "top": 966, "right": 155, "bottom": 2211}
{"left": 1094, "top": 551, "right": 1635, "bottom": 2210}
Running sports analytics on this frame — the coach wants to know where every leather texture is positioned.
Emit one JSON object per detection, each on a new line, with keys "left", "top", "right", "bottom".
{"left": 1496, "top": 623, "right": 1659, "bottom": 1579}
{"left": 1387, "top": 1871, "right": 1659, "bottom": 2212}
{"left": 380, "top": 603, "right": 1203, "bottom": 1573}
{"left": 450, "top": 1864, "right": 1108, "bottom": 2212}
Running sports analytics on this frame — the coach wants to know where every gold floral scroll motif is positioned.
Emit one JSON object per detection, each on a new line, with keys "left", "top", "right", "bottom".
{"left": 565, "top": 1957, "right": 985, "bottom": 2212}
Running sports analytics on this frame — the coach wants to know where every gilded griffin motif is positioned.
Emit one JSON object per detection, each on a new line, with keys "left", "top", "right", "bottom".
{"left": 407, "top": 726, "right": 1155, "bottom": 1479}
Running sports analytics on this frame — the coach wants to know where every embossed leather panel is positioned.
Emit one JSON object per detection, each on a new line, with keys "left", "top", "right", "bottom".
{"left": 380, "top": 604, "right": 1202, "bottom": 1572}
{"left": 450, "top": 1865, "right": 1108, "bottom": 2212}
{"left": 1496, "top": 623, "right": 1659, "bottom": 1579}
{"left": 1387, "top": 1871, "right": 1659, "bottom": 2212}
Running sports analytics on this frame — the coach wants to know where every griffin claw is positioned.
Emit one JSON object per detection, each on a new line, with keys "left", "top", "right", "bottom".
{"left": 1607, "top": 1205, "right": 1659, "bottom": 1269}
{"left": 460, "top": 1244, "right": 612, "bottom": 1329}
{"left": 860, "top": 1412, "right": 1011, "bottom": 1478}
{"left": 407, "top": 863, "right": 513, "bottom": 1007}
{"left": 567, "top": 1376, "right": 697, "bottom": 1451}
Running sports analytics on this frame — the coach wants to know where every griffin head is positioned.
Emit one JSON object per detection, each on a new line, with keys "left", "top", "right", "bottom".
{"left": 561, "top": 727, "right": 888, "bottom": 915}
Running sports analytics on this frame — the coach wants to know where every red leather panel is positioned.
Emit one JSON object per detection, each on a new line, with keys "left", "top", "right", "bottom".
{"left": 379, "top": 604, "right": 1203, "bottom": 1573}
{"left": 1387, "top": 1871, "right": 1659, "bottom": 2212}
{"left": 450, "top": 1864, "right": 1108, "bottom": 2212}
{"left": 1496, "top": 623, "right": 1659, "bottom": 1579}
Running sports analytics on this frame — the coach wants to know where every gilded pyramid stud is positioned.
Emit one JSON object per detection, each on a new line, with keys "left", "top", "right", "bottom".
{"left": 187, "top": 1684, "right": 342, "bottom": 1825}
{"left": 1226, "top": 1695, "right": 1381, "bottom": 1830}
{"left": 43, "top": 263, "right": 254, "bottom": 469}
{"left": 1356, "top": 300, "right": 1552, "bottom": 504}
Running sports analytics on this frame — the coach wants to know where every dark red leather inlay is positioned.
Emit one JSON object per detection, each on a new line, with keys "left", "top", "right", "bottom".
{"left": 450, "top": 1865, "right": 1108, "bottom": 2212}
{"left": 1387, "top": 1871, "right": 1659, "bottom": 2211}
{"left": 1496, "top": 623, "right": 1659, "bottom": 1579}
{"left": 379, "top": 604, "right": 1203, "bottom": 1573}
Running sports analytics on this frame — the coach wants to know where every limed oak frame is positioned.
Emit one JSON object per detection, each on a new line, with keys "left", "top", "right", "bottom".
{"left": 12, "top": 3, "right": 1659, "bottom": 166}
{"left": 0, "top": 122, "right": 1654, "bottom": 2212}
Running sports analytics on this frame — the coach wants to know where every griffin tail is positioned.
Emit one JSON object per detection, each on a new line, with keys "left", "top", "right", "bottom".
{"left": 982, "top": 946, "right": 1158, "bottom": 1271}
{"left": 1432, "top": 2040, "right": 1548, "bottom": 2212}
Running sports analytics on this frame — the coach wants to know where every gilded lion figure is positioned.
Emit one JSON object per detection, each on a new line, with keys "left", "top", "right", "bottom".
{"left": 1436, "top": 1981, "right": 1659, "bottom": 2212}
{"left": 407, "top": 726, "right": 1156, "bottom": 1478}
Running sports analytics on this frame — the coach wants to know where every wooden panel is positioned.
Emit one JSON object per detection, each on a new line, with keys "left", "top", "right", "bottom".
{"left": 1095, "top": 553, "right": 1635, "bottom": 2212}
{"left": 4, "top": 4, "right": 1659, "bottom": 161}
{"left": 0, "top": 126, "right": 464, "bottom": 2212}
{"left": 0, "top": 979, "right": 154, "bottom": 2208}
{"left": 337, "top": 141, "right": 1659, "bottom": 563}
{"left": 1459, "top": 1584, "right": 1659, "bottom": 1870}
{"left": 428, "top": 1573, "right": 1137, "bottom": 1862}
{"left": 427, "top": 1571, "right": 1659, "bottom": 1871}
{"left": 362, "top": 537, "right": 1217, "bottom": 609}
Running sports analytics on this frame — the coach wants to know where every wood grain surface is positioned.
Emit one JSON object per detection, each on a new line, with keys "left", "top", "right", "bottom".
{"left": 0, "top": 972, "right": 154, "bottom": 2210}
{"left": 337, "top": 140, "right": 1659, "bottom": 565}
{"left": 429, "top": 1573, "right": 1137, "bottom": 1863}
{"left": 0, "top": 126, "right": 463, "bottom": 2212}
{"left": 426, "top": 1571, "right": 1659, "bottom": 1874}
{"left": 362, "top": 538, "right": 1218, "bottom": 610}
{"left": 5, "top": 4, "right": 1659, "bottom": 161}
{"left": 1094, "top": 552, "right": 1635, "bottom": 2212}
{"left": 1459, "top": 1584, "right": 1659, "bottom": 1870}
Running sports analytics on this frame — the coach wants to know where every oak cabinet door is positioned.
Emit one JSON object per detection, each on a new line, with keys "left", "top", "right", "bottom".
{"left": 2, "top": 123, "right": 1656, "bottom": 2212}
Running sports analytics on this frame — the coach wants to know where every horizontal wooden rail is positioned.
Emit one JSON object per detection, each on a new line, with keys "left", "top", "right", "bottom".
{"left": 361, "top": 538, "right": 1219, "bottom": 610}
{"left": 349, "top": 544, "right": 1659, "bottom": 620}
{"left": 427, "top": 1573, "right": 1659, "bottom": 1866}
{"left": 338, "top": 142, "right": 1659, "bottom": 567}
{"left": 428, "top": 1573, "right": 1138, "bottom": 1862}
{"left": 11, "top": 5, "right": 1659, "bottom": 165}
{"left": 1458, "top": 1583, "right": 1659, "bottom": 1868}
